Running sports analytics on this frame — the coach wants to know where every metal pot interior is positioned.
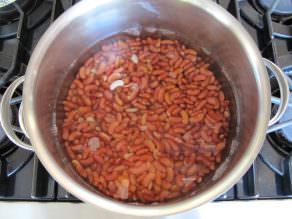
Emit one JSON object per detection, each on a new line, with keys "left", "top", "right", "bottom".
{"left": 26, "top": 0, "right": 268, "bottom": 211}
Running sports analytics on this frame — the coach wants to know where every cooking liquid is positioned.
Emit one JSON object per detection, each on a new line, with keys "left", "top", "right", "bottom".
{"left": 62, "top": 34, "right": 231, "bottom": 203}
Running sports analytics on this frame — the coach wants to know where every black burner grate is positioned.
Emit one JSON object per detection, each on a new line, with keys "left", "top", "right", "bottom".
{"left": 257, "top": 0, "right": 292, "bottom": 16}
{"left": 0, "top": 0, "right": 291, "bottom": 202}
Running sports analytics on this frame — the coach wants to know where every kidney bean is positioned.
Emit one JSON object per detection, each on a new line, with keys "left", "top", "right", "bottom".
{"left": 135, "top": 148, "right": 149, "bottom": 156}
{"left": 65, "top": 146, "right": 76, "bottom": 160}
{"left": 144, "top": 139, "right": 156, "bottom": 152}
{"left": 62, "top": 36, "right": 231, "bottom": 203}
{"left": 98, "top": 132, "right": 111, "bottom": 142}
{"left": 72, "top": 160, "right": 87, "bottom": 178}
{"left": 141, "top": 172, "right": 156, "bottom": 188}
{"left": 80, "top": 157, "right": 94, "bottom": 166}
{"left": 180, "top": 110, "right": 189, "bottom": 125}
{"left": 68, "top": 131, "right": 81, "bottom": 142}
{"left": 166, "top": 167, "right": 174, "bottom": 182}
{"left": 130, "top": 163, "right": 149, "bottom": 175}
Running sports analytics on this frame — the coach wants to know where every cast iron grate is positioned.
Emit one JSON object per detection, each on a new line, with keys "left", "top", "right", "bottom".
{"left": 0, "top": 0, "right": 291, "bottom": 202}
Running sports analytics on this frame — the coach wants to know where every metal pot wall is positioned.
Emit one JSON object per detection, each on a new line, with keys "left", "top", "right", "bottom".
{"left": 0, "top": 0, "right": 290, "bottom": 216}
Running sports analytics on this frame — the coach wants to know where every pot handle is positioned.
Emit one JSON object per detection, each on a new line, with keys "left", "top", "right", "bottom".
{"left": 0, "top": 76, "right": 34, "bottom": 151}
{"left": 263, "top": 58, "right": 289, "bottom": 129}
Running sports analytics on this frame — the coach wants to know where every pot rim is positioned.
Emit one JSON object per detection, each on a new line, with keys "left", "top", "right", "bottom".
{"left": 23, "top": 0, "right": 271, "bottom": 216}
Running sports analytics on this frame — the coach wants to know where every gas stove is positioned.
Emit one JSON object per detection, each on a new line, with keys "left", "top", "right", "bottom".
{"left": 0, "top": 0, "right": 291, "bottom": 202}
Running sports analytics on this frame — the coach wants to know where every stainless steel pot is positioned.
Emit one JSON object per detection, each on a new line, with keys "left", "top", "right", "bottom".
{"left": 0, "top": 0, "right": 290, "bottom": 216}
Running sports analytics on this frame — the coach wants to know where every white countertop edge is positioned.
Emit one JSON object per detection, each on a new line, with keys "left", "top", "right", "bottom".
{"left": 0, "top": 200, "right": 291, "bottom": 219}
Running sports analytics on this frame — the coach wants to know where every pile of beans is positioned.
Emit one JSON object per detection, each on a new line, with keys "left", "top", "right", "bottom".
{"left": 62, "top": 36, "right": 230, "bottom": 203}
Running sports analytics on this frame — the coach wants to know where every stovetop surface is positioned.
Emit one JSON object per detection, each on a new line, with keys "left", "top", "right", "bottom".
{"left": 0, "top": 0, "right": 291, "bottom": 202}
